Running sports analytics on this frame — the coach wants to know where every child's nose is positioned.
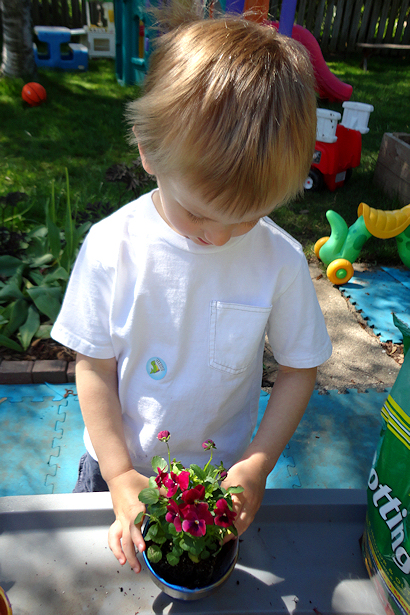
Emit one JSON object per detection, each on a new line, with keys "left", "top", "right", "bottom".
{"left": 204, "top": 226, "right": 233, "bottom": 246}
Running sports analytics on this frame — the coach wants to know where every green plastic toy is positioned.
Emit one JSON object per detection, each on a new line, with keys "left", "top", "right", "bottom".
{"left": 315, "top": 203, "right": 410, "bottom": 285}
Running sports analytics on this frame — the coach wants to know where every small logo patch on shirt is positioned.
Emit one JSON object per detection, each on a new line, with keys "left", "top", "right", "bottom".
{"left": 147, "top": 357, "right": 167, "bottom": 380}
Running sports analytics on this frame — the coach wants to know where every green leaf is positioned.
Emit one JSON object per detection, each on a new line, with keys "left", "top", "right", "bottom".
{"left": 35, "top": 324, "right": 52, "bottom": 339}
{"left": 42, "top": 267, "right": 69, "bottom": 284}
{"left": 227, "top": 486, "right": 244, "bottom": 494}
{"left": 138, "top": 487, "right": 160, "bottom": 505}
{"left": 26, "top": 286, "right": 62, "bottom": 321}
{"left": 145, "top": 524, "right": 159, "bottom": 541}
{"left": 2, "top": 299, "right": 29, "bottom": 337}
{"left": 0, "top": 334, "right": 23, "bottom": 352}
{"left": 64, "top": 168, "right": 75, "bottom": 264}
{"left": 29, "top": 271, "right": 45, "bottom": 286}
{"left": 0, "top": 281, "right": 25, "bottom": 302}
{"left": 151, "top": 456, "right": 167, "bottom": 473}
{"left": 46, "top": 217, "right": 62, "bottom": 261}
{"left": 18, "top": 305, "right": 40, "bottom": 351}
{"left": 76, "top": 221, "right": 92, "bottom": 239}
{"left": 190, "top": 464, "right": 205, "bottom": 481}
{"left": 0, "top": 255, "right": 25, "bottom": 277}
{"left": 188, "top": 553, "right": 200, "bottom": 563}
{"left": 29, "top": 253, "right": 54, "bottom": 269}
{"left": 27, "top": 225, "right": 48, "bottom": 240}
{"left": 179, "top": 539, "right": 191, "bottom": 552}
{"left": 180, "top": 535, "right": 203, "bottom": 555}
{"left": 26, "top": 234, "right": 48, "bottom": 260}
{"left": 166, "top": 552, "right": 180, "bottom": 566}
{"left": 134, "top": 511, "right": 145, "bottom": 525}
{"left": 147, "top": 544, "right": 162, "bottom": 563}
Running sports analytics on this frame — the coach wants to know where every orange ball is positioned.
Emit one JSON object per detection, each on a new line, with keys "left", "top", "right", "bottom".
{"left": 22, "top": 82, "right": 47, "bottom": 107}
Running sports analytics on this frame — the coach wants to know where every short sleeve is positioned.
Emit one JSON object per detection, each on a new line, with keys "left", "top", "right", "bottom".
{"left": 51, "top": 227, "right": 116, "bottom": 359}
{"left": 267, "top": 257, "right": 332, "bottom": 368}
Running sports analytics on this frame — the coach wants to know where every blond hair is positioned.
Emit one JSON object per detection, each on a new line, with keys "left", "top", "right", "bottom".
{"left": 127, "top": 11, "right": 316, "bottom": 216}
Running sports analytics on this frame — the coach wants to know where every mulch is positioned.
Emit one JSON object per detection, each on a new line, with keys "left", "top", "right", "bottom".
{"left": 0, "top": 338, "right": 76, "bottom": 363}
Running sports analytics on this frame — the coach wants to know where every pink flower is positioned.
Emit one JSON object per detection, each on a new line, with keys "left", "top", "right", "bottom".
{"left": 181, "top": 485, "right": 205, "bottom": 504}
{"left": 157, "top": 430, "right": 171, "bottom": 442}
{"left": 155, "top": 467, "right": 168, "bottom": 488}
{"left": 164, "top": 471, "right": 190, "bottom": 498}
{"left": 214, "top": 499, "right": 236, "bottom": 528}
{"left": 165, "top": 500, "right": 184, "bottom": 532}
{"left": 202, "top": 439, "right": 216, "bottom": 450}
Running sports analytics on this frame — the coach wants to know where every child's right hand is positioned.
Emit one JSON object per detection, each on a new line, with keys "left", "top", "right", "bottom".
{"left": 106, "top": 469, "right": 150, "bottom": 573}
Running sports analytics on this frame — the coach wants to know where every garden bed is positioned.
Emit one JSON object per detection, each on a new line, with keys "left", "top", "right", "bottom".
{"left": 0, "top": 338, "right": 75, "bottom": 362}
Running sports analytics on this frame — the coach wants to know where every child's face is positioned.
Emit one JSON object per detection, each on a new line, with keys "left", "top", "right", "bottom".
{"left": 152, "top": 174, "right": 274, "bottom": 247}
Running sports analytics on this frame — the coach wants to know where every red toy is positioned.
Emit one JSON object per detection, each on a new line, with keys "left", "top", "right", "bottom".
{"left": 305, "top": 102, "right": 374, "bottom": 191}
{"left": 21, "top": 82, "right": 47, "bottom": 107}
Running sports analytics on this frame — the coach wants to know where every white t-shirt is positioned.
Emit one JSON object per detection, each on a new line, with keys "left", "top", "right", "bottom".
{"left": 52, "top": 190, "right": 332, "bottom": 474}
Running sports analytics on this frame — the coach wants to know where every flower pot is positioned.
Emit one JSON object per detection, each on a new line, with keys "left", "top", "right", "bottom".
{"left": 142, "top": 534, "right": 239, "bottom": 601}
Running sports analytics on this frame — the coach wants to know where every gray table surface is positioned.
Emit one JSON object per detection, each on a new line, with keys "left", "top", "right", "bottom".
{"left": 0, "top": 489, "right": 385, "bottom": 614}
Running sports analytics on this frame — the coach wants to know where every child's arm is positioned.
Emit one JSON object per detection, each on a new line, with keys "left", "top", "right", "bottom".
{"left": 76, "top": 353, "right": 149, "bottom": 574}
{"left": 223, "top": 364, "right": 317, "bottom": 536}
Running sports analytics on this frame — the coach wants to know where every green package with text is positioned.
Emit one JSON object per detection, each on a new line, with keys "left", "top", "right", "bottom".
{"left": 362, "top": 314, "right": 410, "bottom": 615}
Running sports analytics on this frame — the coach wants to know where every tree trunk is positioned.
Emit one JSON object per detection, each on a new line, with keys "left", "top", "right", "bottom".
{"left": 0, "top": 0, "right": 36, "bottom": 78}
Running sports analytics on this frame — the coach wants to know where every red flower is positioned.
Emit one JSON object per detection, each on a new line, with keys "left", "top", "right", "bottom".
{"left": 165, "top": 500, "right": 184, "bottom": 532}
{"left": 164, "top": 471, "right": 190, "bottom": 498}
{"left": 181, "top": 485, "right": 205, "bottom": 504}
{"left": 194, "top": 502, "right": 214, "bottom": 526}
{"left": 214, "top": 499, "right": 236, "bottom": 527}
{"left": 157, "top": 430, "right": 171, "bottom": 442}
{"left": 155, "top": 467, "right": 168, "bottom": 488}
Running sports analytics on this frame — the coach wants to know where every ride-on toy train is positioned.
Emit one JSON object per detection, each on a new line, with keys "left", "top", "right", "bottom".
{"left": 304, "top": 102, "right": 374, "bottom": 191}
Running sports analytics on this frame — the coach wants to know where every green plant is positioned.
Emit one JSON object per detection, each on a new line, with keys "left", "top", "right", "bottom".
{"left": 135, "top": 431, "right": 243, "bottom": 568}
{"left": 0, "top": 170, "right": 90, "bottom": 351}
{"left": 0, "top": 192, "right": 32, "bottom": 258}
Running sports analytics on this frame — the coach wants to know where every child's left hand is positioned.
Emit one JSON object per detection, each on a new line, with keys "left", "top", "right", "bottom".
{"left": 222, "top": 456, "right": 268, "bottom": 537}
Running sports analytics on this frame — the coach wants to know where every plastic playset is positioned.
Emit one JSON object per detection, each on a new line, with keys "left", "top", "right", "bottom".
{"left": 315, "top": 203, "right": 410, "bottom": 285}
{"left": 305, "top": 101, "right": 374, "bottom": 191}
{"left": 33, "top": 25, "right": 89, "bottom": 71}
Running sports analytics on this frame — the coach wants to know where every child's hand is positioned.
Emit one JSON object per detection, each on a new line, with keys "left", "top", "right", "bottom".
{"left": 223, "top": 457, "right": 267, "bottom": 538}
{"left": 107, "top": 469, "right": 150, "bottom": 573}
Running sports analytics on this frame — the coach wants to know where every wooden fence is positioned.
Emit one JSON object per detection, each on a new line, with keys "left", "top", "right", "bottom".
{"left": 28, "top": 0, "right": 410, "bottom": 54}
{"left": 31, "top": 0, "right": 86, "bottom": 28}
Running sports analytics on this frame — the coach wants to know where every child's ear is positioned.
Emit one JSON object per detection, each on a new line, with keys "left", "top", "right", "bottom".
{"left": 136, "top": 136, "right": 155, "bottom": 176}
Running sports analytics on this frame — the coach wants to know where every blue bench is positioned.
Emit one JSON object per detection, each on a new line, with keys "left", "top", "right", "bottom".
{"left": 34, "top": 26, "right": 89, "bottom": 71}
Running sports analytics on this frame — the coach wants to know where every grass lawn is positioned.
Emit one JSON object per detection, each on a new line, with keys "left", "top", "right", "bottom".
{"left": 1, "top": 53, "right": 410, "bottom": 267}
{"left": 0, "top": 59, "right": 148, "bottom": 225}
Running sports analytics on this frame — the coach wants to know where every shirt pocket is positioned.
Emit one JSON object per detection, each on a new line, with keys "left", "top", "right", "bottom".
{"left": 209, "top": 301, "right": 272, "bottom": 375}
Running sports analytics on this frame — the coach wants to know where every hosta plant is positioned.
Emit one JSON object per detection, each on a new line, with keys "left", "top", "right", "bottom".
{"left": 135, "top": 431, "right": 243, "bottom": 569}
{"left": 0, "top": 171, "right": 90, "bottom": 351}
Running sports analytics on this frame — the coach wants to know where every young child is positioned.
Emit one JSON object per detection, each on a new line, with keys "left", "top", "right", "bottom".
{"left": 51, "top": 6, "right": 332, "bottom": 575}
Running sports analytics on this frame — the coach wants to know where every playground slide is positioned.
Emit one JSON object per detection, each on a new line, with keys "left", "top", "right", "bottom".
{"left": 271, "top": 22, "right": 352, "bottom": 103}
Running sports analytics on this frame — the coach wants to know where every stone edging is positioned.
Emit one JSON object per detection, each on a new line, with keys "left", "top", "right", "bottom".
{"left": 0, "top": 359, "right": 75, "bottom": 385}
